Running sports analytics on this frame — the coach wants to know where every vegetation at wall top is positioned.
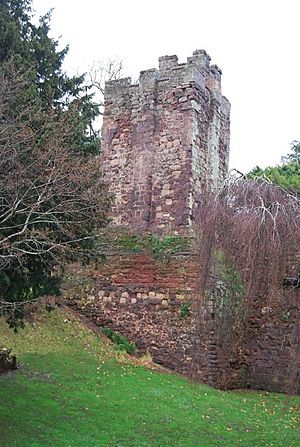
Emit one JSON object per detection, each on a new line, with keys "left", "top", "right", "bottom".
{"left": 100, "top": 229, "right": 190, "bottom": 257}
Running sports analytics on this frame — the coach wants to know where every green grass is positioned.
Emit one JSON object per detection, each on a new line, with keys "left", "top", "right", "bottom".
{"left": 0, "top": 309, "right": 299, "bottom": 447}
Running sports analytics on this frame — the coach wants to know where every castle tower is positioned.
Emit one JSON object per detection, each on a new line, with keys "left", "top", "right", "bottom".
{"left": 75, "top": 57, "right": 299, "bottom": 395}
{"left": 101, "top": 50, "right": 230, "bottom": 234}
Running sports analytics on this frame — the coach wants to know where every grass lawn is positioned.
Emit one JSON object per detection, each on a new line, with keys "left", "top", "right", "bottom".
{"left": 0, "top": 308, "right": 299, "bottom": 447}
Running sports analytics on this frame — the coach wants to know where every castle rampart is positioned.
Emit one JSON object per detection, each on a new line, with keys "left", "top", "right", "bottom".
{"left": 68, "top": 51, "right": 300, "bottom": 395}
{"left": 101, "top": 50, "right": 230, "bottom": 234}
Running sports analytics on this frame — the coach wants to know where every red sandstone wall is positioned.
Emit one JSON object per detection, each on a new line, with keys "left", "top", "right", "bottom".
{"left": 67, "top": 250, "right": 300, "bottom": 394}
{"left": 101, "top": 50, "right": 230, "bottom": 235}
{"left": 244, "top": 288, "right": 300, "bottom": 394}
{"left": 67, "top": 252, "right": 214, "bottom": 383}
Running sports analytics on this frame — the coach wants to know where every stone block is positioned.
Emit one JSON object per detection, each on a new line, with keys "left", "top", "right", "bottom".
{"left": 161, "top": 189, "right": 170, "bottom": 197}
{"left": 179, "top": 96, "right": 188, "bottom": 103}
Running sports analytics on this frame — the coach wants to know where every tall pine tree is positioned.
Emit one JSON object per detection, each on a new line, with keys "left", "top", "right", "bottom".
{"left": 0, "top": 0, "right": 100, "bottom": 154}
{"left": 0, "top": 1, "right": 111, "bottom": 328}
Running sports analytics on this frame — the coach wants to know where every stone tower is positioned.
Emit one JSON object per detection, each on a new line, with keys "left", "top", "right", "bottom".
{"left": 72, "top": 57, "right": 299, "bottom": 395}
{"left": 101, "top": 50, "right": 230, "bottom": 234}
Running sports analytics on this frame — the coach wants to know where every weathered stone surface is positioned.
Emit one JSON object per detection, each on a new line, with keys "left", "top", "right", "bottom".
{"left": 66, "top": 50, "right": 300, "bottom": 395}
{"left": 68, "top": 249, "right": 300, "bottom": 393}
{"left": 67, "top": 252, "right": 209, "bottom": 379}
{"left": 101, "top": 50, "right": 230, "bottom": 235}
{"left": 121, "top": 291, "right": 129, "bottom": 299}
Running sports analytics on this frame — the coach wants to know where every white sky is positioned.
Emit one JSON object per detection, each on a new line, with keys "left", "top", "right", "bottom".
{"left": 32, "top": 0, "right": 300, "bottom": 172}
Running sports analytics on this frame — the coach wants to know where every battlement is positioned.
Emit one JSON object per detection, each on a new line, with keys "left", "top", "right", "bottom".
{"left": 86, "top": 55, "right": 299, "bottom": 395}
{"left": 101, "top": 50, "right": 231, "bottom": 234}
{"left": 105, "top": 50, "right": 225, "bottom": 101}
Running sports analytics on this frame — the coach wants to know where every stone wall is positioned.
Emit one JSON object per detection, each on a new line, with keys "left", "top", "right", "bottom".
{"left": 206, "top": 254, "right": 300, "bottom": 393}
{"left": 67, "top": 250, "right": 300, "bottom": 394}
{"left": 101, "top": 50, "right": 230, "bottom": 234}
{"left": 244, "top": 286, "right": 300, "bottom": 394}
{"left": 67, "top": 251, "right": 218, "bottom": 385}
{"left": 79, "top": 49, "right": 300, "bottom": 394}
{"left": 68, "top": 251, "right": 300, "bottom": 393}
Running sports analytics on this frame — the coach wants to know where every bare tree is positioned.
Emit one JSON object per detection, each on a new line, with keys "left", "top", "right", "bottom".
{"left": 0, "top": 61, "right": 111, "bottom": 325}
{"left": 194, "top": 176, "right": 300, "bottom": 392}
{"left": 88, "top": 57, "right": 124, "bottom": 114}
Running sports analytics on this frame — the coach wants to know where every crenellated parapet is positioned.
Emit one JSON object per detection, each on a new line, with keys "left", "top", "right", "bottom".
{"left": 101, "top": 50, "right": 231, "bottom": 234}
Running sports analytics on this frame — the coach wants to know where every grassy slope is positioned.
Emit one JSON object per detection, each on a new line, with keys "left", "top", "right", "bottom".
{"left": 0, "top": 309, "right": 299, "bottom": 447}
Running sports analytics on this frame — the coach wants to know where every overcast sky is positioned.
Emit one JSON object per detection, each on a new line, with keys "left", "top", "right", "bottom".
{"left": 32, "top": 0, "right": 300, "bottom": 172}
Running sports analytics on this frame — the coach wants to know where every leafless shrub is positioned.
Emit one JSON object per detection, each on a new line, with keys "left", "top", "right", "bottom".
{"left": 194, "top": 176, "right": 300, "bottom": 392}
{"left": 88, "top": 57, "right": 124, "bottom": 114}
{"left": 0, "top": 61, "right": 111, "bottom": 323}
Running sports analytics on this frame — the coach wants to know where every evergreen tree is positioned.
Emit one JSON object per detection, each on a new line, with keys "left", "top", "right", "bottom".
{"left": 0, "top": 59, "right": 111, "bottom": 328}
{"left": 248, "top": 142, "right": 300, "bottom": 192}
{"left": 0, "top": 0, "right": 100, "bottom": 154}
{"left": 282, "top": 140, "right": 300, "bottom": 164}
{"left": 0, "top": 2, "right": 111, "bottom": 328}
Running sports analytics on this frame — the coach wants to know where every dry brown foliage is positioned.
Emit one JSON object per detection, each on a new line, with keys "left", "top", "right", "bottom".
{"left": 194, "top": 176, "right": 300, "bottom": 392}
{"left": 0, "top": 61, "right": 111, "bottom": 317}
